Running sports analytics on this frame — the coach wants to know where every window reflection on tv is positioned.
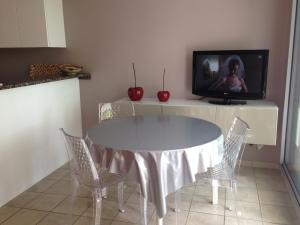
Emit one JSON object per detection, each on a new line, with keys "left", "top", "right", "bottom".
{"left": 192, "top": 50, "right": 269, "bottom": 100}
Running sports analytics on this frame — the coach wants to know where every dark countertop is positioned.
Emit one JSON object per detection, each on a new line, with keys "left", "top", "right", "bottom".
{"left": 0, "top": 73, "right": 91, "bottom": 91}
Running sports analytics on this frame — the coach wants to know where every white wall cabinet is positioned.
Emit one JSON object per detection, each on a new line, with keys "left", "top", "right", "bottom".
{"left": 117, "top": 98, "right": 279, "bottom": 146}
{"left": 0, "top": 0, "right": 66, "bottom": 48}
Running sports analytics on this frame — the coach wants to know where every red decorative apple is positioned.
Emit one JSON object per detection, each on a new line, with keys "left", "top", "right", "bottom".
{"left": 157, "top": 68, "right": 170, "bottom": 102}
{"left": 128, "top": 63, "right": 144, "bottom": 101}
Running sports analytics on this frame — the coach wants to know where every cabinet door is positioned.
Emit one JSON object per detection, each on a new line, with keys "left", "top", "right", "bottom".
{"left": 0, "top": 0, "right": 20, "bottom": 47}
{"left": 16, "top": 0, "right": 48, "bottom": 47}
{"left": 163, "top": 105, "right": 216, "bottom": 123}
{"left": 134, "top": 104, "right": 163, "bottom": 116}
{"left": 215, "top": 106, "right": 278, "bottom": 145}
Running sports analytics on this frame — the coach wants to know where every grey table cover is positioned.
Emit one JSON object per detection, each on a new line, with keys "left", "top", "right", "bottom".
{"left": 87, "top": 115, "right": 223, "bottom": 218}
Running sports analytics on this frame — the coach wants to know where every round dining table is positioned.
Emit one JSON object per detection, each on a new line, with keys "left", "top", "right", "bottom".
{"left": 87, "top": 115, "right": 223, "bottom": 225}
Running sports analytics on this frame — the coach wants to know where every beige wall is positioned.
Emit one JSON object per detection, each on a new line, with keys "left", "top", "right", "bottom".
{"left": 0, "top": 0, "right": 292, "bottom": 163}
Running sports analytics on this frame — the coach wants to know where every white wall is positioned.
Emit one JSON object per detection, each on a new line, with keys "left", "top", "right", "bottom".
{"left": 0, "top": 78, "right": 82, "bottom": 207}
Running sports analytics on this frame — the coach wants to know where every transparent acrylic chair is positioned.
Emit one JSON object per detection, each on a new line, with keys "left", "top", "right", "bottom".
{"left": 99, "top": 102, "right": 153, "bottom": 225}
{"left": 99, "top": 102, "right": 135, "bottom": 122}
{"left": 196, "top": 117, "right": 250, "bottom": 223}
{"left": 60, "top": 128, "right": 125, "bottom": 225}
{"left": 98, "top": 101, "right": 136, "bottom": 203}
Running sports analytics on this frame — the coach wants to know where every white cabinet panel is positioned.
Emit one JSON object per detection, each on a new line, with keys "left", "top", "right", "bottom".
{"left": 43, "top": 0, "right": 66, "bottom": 47}
{"left": 135, "top": 104, "right": 163, "bottom": 115}
{"left": 215, "top": 103, "right": 278, "bottom": 145}
{"left": 0, "top": 0, "right": 20, "bottom": 47}
{"left": 163, "top": 105, "right": 216, "bottom": 123}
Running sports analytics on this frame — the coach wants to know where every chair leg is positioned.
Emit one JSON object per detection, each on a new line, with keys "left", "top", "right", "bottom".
{"left": 172, "top": 191, "right": 181, "bottom": 213}
{"left": 69, "top": 179, "right": 80, "bottom": 224}
{"left": 94, "top": 188, "right": 102, "bottom": 225}
{"left": 227, "top": 184, "right": 233, "bottom": 211}
{"left": 228, "top": 182, "right": 241, "bottom": 225}
{"left": 117, "top": 182, "right": 125, "bottom": 213}
{"left": 157, "top": 216, "right": 163, "bottom": 225}
{"left": 212, "top": 179, "right": 218, "bottom": 204}
{"left": 233, "top": 182, "right": 242, "bottom": 217}
{"left": 102, "top": 187, "right": 108, "bottom": 199}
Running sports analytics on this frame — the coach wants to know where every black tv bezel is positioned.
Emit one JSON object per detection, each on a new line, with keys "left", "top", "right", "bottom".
{"left": 192, "top": 49, "right": 269, "bottom": 100}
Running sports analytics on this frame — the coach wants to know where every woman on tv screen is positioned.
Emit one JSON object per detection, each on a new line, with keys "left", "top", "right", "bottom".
{"left": 209, "top": 56, "right": 248, "bottom": 93}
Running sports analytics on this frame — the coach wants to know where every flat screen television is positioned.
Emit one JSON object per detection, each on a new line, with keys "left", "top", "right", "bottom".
{"left": 192, "top": 50, "right": 269, "bottom": 105}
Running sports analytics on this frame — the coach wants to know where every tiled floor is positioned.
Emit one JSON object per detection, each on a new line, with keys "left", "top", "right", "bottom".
{"left": 0, "top": 165, "right": 299, "bottom": 225}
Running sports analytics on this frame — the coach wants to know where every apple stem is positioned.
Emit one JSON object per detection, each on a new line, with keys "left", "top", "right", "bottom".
{"left": 163, "top": 68, "right": 166, "bottom": 91}
{"left": 132, "top": 63, "right": 136, "bottom": 88}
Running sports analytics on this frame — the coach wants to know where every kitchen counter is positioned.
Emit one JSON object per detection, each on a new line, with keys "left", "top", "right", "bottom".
{"left": 0, "top": 73, "right": 91, "bottom": 91}
{"left": 0, "top": 78, "right": 82, "bottom": 207}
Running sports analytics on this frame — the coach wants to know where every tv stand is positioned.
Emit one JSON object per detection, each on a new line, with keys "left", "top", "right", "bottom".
{"left": 116, "top": 97, "right": 278, "bottom": 146}
{"left": 209, "top": 98, "right": 247, "bottom": 105}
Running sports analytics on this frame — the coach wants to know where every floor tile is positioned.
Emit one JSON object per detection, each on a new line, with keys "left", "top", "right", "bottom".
{"left": 37, "top": 212, "right": 78, "bottom": 225}
{"left": 258, "top": 190, "right": 292, "bottom": 206}
{"left": 190, "top": 195, "right": 225, "bottom": 215}
{"left": 52, "top": 196, "right": 92, "bottom": 216}
{"left": 226, "top": 187, "right": 259, "bottom": 203}
{"left": 103, "top": 186, "right": 131, "bottom": 202}
{"left": 225, "top": 216, "right": 263, "bottom": 225}
{"left": 186, "top": 212, "right": 224, "bottom": 225}
{"left": 254, "top": 168, "right": 282, "bottom": 178}
{"left": 110, "top": 221, "right": 135, "bottom": 225}
{"left": 263, "top": 223, "right": 297, "bottom": 225}
{"left": 82, "top": 199, "right": 120, "bottom": 219}
{"left": 6, "top": 192, "right": 40, "bottom": 208}
{"left": 27, "top": 179, "right": 58, "bottom": 193}
{"left": 44, "top": 180, "right": 75, "bottom": 195}
{"left": 114, "top": 202, "right": 153, "bottom": 224}
{"left": 239, "top": 167, "right": 255, "bottom": 177}
{"left": 24, "top": 194, "right": 66, "bottom": 211}
{"left": 1, "top": 162, "right": 299, "bottom": 225}
{"left": 178, "top": 185, "right": 195, "bottom": 195}
{"left": 1, "top": 209, "right": 47, "bottom": 225}
{"left": 252, "top": 162, "right": 280, "bottom": 169}
{"left": 126, "top": 192, "right": 141, "bottom": 204}
{"left": 255, "top": 176, "right": 287, "bottom": 192}
{"left": 46, "top": 169, "right": 70, "bottom": 180}
{"left": 194, "top": 185, "right": 226, "bottom": 199}
{"left": 261, "top": 204, "right": 298, "bottom": 225}
{"left": 167, "top": 193, "right": 193, "bottom": 211}
{"left": 237, "top": 176, "right": 257, "bottom": 188}
{"left": 0, "top": 206, "right": 20, "bottom": 223}
{"left": 149, "top": 210, "right": 188, "bottom": 225}
{"left": 240, "top": 161, "right": 253, "bottom": 167}
{"left": 225, "top": 200, "right": 262, "bottom": 220}
{"left": 59, "top": 162, "right": 70, "bottom": 170}
{"left": 74, "top": 216, "right": 111, "bottom": 225}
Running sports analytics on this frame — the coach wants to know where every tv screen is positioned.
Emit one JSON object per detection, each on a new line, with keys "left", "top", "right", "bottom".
{"left": 192, "top": 50, "right": 269, "bottom": 100}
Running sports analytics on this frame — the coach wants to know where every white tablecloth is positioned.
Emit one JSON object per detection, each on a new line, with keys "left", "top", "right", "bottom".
{"left": 87, "top": 115, "right": 223, "bottom": 218}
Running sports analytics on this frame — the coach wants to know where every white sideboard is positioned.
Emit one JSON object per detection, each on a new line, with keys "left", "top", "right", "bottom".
{"left": 117, "top": 98, "right": 279, "bottom": 146}
{"left": 0, "top": 0, "right": 66, "bottom": 48}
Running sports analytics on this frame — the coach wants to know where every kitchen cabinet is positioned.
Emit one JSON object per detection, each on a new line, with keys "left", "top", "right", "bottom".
{"left": 0, "top": 0, "right": 66, "bottom": 48}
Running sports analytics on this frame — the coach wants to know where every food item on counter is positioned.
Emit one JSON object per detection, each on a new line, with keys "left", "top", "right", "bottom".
{"left": 59, "top": 64, "right": 83, "bottom": 75}
{"left": 29, "top": 64, "right": 63, "bottom": 79}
